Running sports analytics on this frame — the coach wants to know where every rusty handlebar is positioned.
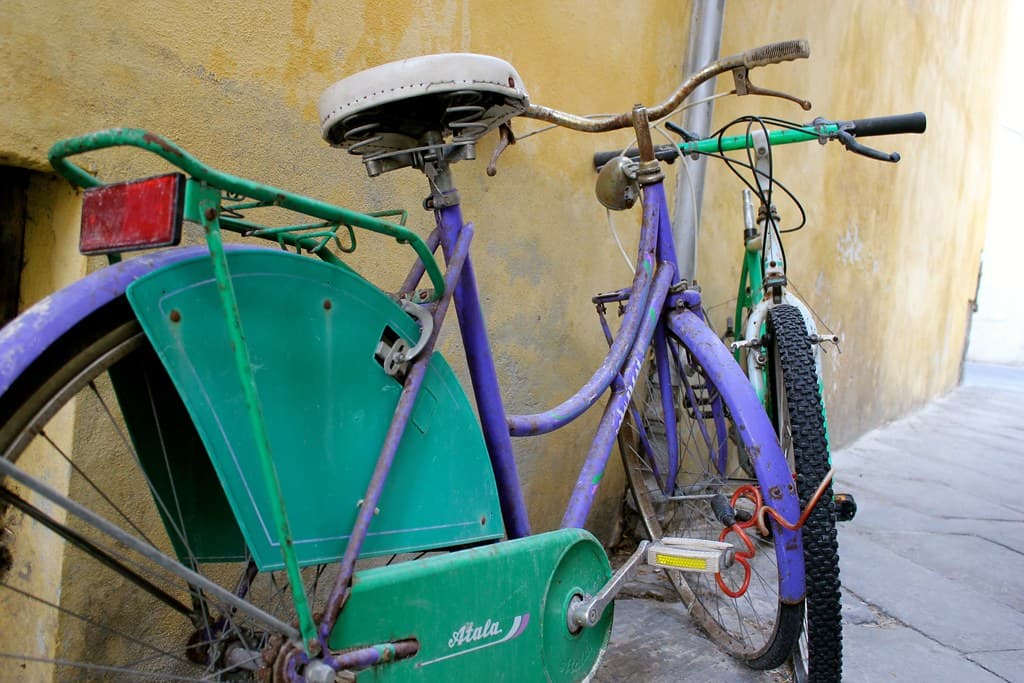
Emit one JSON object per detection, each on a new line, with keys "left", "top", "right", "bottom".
{"left": 521, "top": 39, "right": 810, "bottom": 133}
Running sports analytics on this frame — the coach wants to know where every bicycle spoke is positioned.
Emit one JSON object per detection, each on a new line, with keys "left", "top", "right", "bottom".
{"left": 40, "top": 426, "right": 155, "bottom": 547}
{"left": 88, "top": 380, "right": 196, "bottom": 556}
{"left": 0, "top": 581, "right": 195, "bottom": 667}
{"left": 0, "top": 653, "right": 207, "bottom": 682}
{"left": 619, "top": 339, "right": 799, "bottom": 666}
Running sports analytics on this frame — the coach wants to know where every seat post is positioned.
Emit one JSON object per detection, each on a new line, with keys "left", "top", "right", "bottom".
{"left": 419, "top": 132, "right": 462, "bottom": 211}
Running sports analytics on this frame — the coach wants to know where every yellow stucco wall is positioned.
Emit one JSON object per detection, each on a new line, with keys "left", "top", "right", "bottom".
{"left": 0, "top": 0, "right": 1006, "bottom": 543}
{"left": 0, "top": 0, "right": 700, "bottom": 541}
{"left": 702, "top": 2, "right": 1006, "bottom": 444}
{"left": 0, "top": 175, "right": 84, "bottom": 680}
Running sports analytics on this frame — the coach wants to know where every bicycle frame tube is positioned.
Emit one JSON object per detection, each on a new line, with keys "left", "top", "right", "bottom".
{"left": 651, "top": 182, "right": 683, "bottom": 491}
{"left": 563, "top": 179, "right": 679, "bottom": 527}
{"left": 596, "top": 306, "right": 661, "bottom": 484}
{"left": 319, "top": 219, "right": 476, "bottom": 645}
{"left": 434, "top": 202, "right": 532, "bottom": 540}
{"left": 506, "top": 197, "right": 659, "bottom": 437}
{"left": 563, "top": 263, "right": 675, "bottom": 528}
{"left": 733, "top": 248, "right": 763, "bottom": 362}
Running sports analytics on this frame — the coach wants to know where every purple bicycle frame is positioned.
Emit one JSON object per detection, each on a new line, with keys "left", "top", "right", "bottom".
{"left": 428, "top": 176, "right": 805, "bottom": 604}
{"left": 281, "top": 165, "right": 799, "bottom": 668}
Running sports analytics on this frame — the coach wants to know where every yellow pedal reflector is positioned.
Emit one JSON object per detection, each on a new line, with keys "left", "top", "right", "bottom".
{"left": 647, "top": 538, "right": 735, "bottom": 574}
{"left": 654, "top": 554, "right": 707, "bottom": 570}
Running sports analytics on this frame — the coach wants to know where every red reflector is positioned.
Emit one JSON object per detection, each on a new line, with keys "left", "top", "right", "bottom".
{"left": 80, "top": 173, "right": 185, "bottom": 255}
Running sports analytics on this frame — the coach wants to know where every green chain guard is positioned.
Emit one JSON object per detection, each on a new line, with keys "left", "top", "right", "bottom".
{"left": 123, "top": 248, "right": 504, "bottom": 570}
{"left": 331, "top": 528, "right": 612, "bottom": 681}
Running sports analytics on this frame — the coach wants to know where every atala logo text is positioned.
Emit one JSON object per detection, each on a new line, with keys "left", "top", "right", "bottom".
{"left": 448, "top": 619, "right": 503, "bottom": 648}
{"left": 417, "top": 614, "right": 529, "bottom": 668}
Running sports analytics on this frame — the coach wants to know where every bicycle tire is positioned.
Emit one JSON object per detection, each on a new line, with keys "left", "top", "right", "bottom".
{"left": 765, "top": 304, "right": 842, "bottom": 683}
{"left": 0, "top": 298, "right": 307, "bottom": 680}
{"left": 619, "top": 328, "right": 803, "bottom": 670}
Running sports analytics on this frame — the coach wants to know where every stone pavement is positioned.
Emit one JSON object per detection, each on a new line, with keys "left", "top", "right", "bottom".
{"left": 595, "top": 362, "right": 1024, "bottom": 682}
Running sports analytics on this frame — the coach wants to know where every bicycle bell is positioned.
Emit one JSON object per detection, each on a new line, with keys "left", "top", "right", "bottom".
{"left": 595, "top": 155, "right": 640, "bottom": 211}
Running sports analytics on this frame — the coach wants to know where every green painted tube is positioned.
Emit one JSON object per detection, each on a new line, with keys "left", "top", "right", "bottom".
{"left": 48, "top": 128, "right": 445, "bottom": 300}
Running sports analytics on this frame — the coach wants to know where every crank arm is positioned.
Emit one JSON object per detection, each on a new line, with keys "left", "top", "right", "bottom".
{"left": 567, "top": 541, "right": 649, "bottom": 632}
{"left": 567, "top": 536, "right": 736, "bottom": 631}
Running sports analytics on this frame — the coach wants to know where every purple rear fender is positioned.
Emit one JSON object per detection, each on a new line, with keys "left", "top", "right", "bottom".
{"left": 0, "top": 245, "right": 264, "bottom": 396}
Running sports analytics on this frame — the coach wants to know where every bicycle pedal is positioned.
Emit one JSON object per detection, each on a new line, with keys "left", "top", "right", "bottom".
{"left": 835, "top": 493, "right": 857, "bottom": 522}
{"left": 647, "top": 537, "right": 735, "bottom": 573}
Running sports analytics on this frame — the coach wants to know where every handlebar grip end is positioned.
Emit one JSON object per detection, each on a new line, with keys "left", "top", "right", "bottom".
{"left": 743, "top": 39, "right": 811, "bottom": 68}
{"left": 593, "top": 150, "right": 624, "bottom": 170}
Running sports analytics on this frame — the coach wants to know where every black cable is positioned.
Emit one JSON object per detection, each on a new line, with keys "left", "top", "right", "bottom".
{"left": 745, "top": 117, "right": 788, "bottom": 279}
{"left": 697, "top": 114, "right": 824, "bottom": 279}
{"left": 708, "top": 116, "right": 809, "bottom": 233}
{"left": 687, "top": 147, "right": 807, "bottom": 234}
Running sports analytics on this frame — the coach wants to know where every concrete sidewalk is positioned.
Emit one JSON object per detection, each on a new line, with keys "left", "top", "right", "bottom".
{"left": 595, "top": 362, "right": 1024, "bottom": 682}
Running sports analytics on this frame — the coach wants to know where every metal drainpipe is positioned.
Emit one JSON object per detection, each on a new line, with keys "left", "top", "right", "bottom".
{"left": 672, "top": 0, "right": 725, "bottom": 282}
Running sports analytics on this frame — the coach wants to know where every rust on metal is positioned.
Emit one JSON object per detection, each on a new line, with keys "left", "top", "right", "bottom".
{"left": 632, "top": 106, "right": 655, "bottom": 163}
{"left": 141, "top": 131, "right": 184, "bottom": 157}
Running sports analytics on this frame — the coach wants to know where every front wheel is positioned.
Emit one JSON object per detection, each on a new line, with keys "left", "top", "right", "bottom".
{"left": 618, "top": 317, "right": 803, "bottom": 670}
{"left": 766, "top": 305, "right": 842, "bottom": 682}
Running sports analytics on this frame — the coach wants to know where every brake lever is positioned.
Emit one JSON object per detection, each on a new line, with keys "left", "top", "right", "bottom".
{"left": 486, "top": 122, "right": 516, "bottom": 177}
{"left": 731, "top": 66, "right": 812, "bottom": 111}
{"left": 665, "top": 120, "right": 699, "bottom": 142}
{"left": 836, "top": 130, "right": 900, "bottom": 163}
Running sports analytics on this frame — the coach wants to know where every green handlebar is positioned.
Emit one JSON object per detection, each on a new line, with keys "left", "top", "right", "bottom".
{"left": 593, "top": 123, "right": 841, "bottom": 169}
{"left": 680, "top": 123, "right": 840, "bottom": 156}
{"left": 48, "top": 128, "right": 446, "bottom": 301}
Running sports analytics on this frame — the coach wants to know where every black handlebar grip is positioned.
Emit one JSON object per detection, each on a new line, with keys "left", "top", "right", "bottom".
{"left": 742, "top": 39, "right": 810, "bottom": 69}
{"left": 593, "top": 149, "right": 629, "bottom": 169}
{"left": 593, "top": 144, "right": 680, "bottom": 171}
{"left": 849, "top": 112, "right": 927, "bottom": 138}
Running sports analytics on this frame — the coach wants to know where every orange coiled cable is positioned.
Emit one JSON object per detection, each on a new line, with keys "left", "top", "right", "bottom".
{"left": 715, "top": 468, "right": 835, "bottom": 598}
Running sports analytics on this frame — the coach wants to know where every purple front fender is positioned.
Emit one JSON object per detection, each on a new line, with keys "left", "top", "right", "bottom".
{"left": 668, "top": 307, "right": 806, "bottom": 604}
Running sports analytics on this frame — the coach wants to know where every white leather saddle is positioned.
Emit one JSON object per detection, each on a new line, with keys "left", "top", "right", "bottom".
{"left": 318, "top": 53, "right": 530, "bottom": 161}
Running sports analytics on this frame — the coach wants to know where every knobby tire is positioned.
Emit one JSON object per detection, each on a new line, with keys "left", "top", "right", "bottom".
{"left": 766, "top": 304, "right": 842, "bottom": 682}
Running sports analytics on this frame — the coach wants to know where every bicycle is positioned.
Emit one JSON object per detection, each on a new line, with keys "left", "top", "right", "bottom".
{"left": 595, "top": 112, "right": 925, "bottom": 681}
{"left": 1, "top": 41, "right": 817, "bottom": 681}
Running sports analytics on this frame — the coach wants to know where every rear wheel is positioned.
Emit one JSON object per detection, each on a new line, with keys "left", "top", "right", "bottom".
{"left": 0, "top": 299, "right": 305, "bottom": 681}
{"left": 619, "top": 332, "right": 803, "bottom": 670}
{"left": 765, "top": 305, "right": 842, "bottom": 683}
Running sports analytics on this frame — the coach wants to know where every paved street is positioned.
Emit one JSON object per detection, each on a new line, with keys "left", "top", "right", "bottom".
{"left": 596, "top": 363, "right": 1024, "bottom": 682}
